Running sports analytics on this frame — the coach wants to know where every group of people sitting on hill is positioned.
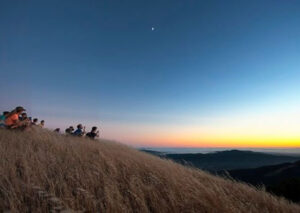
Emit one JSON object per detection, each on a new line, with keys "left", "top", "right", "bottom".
{"left": 0, "top": 106, "right": 99, "bottom": 140}
{"left": 0, "top": 106, "right": 44, "bottom": 130}
{"left": 62, "top": 124, "right": 99, "bottom": 139}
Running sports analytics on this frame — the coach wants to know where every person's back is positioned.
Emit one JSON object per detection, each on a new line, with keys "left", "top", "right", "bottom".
{"left": 0, "top": 112, "right": 8, "bottom": 121}
{"left": 73, "top": 124, "right": 85, "bottom": 137}
{"left": 5, "top": 106, "right": 26, "bottom": 128}
{"left": 86, "top": 126, "right": 99, "bottom": 139}
{"left": 5, "top": 113, "right": 19, "bottom": 127}
{"left": 73, "top": 128, "right": 83, "bottom": 136}
{"left": 19, "top": 113, "right": 28, "bottom": 121}
{"left": 0, "top": 111, "right": 9, "bottom": 128}
{"left": 32, "top": 118, "right": 38, "bottom": 126}
{"left": 86, "top": 132, "right": 97, "bottom": 139}
{"left": 65, "top": 126, "right": 74, "bottom": 135}
{"left": 39, "top": 120, "right": 45, "bottom": 128}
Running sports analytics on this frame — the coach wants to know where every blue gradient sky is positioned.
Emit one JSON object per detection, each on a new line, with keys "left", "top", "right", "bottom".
{"left": 1, "top": 0, "right": 300, "bottom": 147}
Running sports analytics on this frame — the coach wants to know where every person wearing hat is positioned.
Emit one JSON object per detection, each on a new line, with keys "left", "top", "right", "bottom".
{"left": 5, "top": 106, "right": 26, "bottom": 128}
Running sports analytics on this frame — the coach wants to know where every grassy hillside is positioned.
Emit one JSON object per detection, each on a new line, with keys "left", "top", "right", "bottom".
{"left": 0, "top": 129, "right": 299, "bottom": 213}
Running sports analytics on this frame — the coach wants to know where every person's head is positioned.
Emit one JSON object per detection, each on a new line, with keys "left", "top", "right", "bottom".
{"left": 33, "top": 118, "right": 38, "bottom": 123}
{"left": 91, "top": 126, "right": 97, "bottom": 132}
{"left": 15, "top": 106, "right": 25, "bottom": 115}
{"left": 54, "top": 128, "right": 60, "bottom": 132}
{"left": 3, "top": 111, "right": 9, "bottom": 116}
{"left": 40, "top": 120, "right": 45, "bottom": 125}
{"left": 69, "top": 126, "right": 74, "bottom": 131}
{"left": 77, "top": 124, "right": 83, "bottom": 129}
{"left": 21, "top": 113, "right": 27, "bottom": 118}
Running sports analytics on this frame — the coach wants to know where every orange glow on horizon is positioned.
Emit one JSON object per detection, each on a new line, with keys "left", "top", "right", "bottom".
{"left": 122, "top": 132, "right": 300, "bottom": 148}
{"left": 103, "top": 107, "right": 300, "bottom": 148}
{"left": 142, "top": 131, "right": 300, "bottom": 147}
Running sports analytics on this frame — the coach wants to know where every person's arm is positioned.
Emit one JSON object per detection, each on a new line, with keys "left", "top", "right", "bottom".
{"left": 10, "top": 115, "right": 21, "bottom": 127}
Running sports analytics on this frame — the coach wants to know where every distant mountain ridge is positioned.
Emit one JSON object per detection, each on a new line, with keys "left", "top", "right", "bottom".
{"left": 141, "top": 149, "right": 300, "bottom": 171}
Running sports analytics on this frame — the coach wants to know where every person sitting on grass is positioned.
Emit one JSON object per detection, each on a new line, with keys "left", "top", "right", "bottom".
{"left": 39, "top": 120, "right": 45, "bottom": 128}
{"left": 54, "top": 128, "right": 60, "bottom": 133}
{"left": 5, "top": 106, "right": 26, "bottom": 129}
{"left": 19, "top": 112, "right": 28, "bottom": 121}
{"left": 73, "top": 124, "right": 85, "bottom": 137}
{"left": 0, "top": 111, "right": 9, "bottom": 128}
{"left": 31, "top": 118, "right": 38, "bottom": 125}
{"left": 65, "top": 126, "right": 74, "bottom": 135}
{"left": 18, "top": 112, "right": 31, "bottom": 126}
{"left": 12, "top": 110, "right": 31, "bottom": 130}
{"left": 86, "top": 126, "right": 99, "bottom": 139}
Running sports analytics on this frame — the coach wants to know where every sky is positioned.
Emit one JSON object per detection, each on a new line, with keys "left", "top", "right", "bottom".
{"left": 1, "top": 0, "right": 300, "bottom": 148}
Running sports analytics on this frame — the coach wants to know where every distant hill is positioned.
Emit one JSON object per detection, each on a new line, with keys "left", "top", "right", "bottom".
{"left": 1, "top": 129, "right": 299, "bottom": 212}
{"left": 140, "top": 149, "right": 166, "bottom": 156}
{"left": 142, "top": 149, "right": 300, "bottom": 171}
{"left": 227, "top": 161, "right": 300, "bottom": 202}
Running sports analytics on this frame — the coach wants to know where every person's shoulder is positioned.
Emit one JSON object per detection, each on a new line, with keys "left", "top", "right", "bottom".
{"left": 11, "top": 113, "right": 19, "bottom": 119}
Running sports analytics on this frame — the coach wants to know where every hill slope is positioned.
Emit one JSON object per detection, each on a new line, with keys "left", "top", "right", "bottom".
{"left": 228, "top": 161, "right": 300, "bottom": 185}
{"left": 0, "top": 129, "right": 299, "bottom": 212}
{"left": 227, "top": 161, "right": 300, "bottom": 202}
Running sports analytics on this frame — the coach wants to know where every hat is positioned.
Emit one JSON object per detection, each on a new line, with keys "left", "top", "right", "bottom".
{"left": 15, "top": 106, "right": 26, "bottom": 112}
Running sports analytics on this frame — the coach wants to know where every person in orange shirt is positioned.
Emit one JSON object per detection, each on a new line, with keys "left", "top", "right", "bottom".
{"left": 5, "top": 106, "right": 26, "bottom": 128}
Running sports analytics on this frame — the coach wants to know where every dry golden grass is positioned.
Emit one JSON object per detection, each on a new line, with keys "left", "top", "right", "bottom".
{"left": 0, "top": 128, "right": 299, "bottom": 213}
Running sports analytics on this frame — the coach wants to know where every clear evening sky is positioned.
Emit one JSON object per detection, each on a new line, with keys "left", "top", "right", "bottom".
{"left": 1, "top": 0, "right": 300, "bottom": 147}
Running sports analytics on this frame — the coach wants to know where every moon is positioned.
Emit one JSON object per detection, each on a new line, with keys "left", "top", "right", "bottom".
{"left": 151, "top": 27, "right": 155, "bottom": 31}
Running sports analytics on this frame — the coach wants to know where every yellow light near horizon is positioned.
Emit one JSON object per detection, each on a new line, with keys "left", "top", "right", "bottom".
{"left": 103, "top": 107, "right": 300, "bottom": 148}
{"left": 157, "top": 133, "right": 300, "bottom": 148}
{"left": 107, "top": 124, "right": 300, "bottom": 147}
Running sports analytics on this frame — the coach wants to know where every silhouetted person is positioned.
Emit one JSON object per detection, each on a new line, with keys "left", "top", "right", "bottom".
{"left": 73, "top": 124, "right": 85, "bottom": 137}
{"left": 5, "top": 106, "right": 26, "bottom": 128}
{"left": 65, "top": 126, "right": 74, "bottom": 135}
{"left": 19, "top": 112, "right": 28, "bottom": 121}
{"left": 16, "top": 112, "right": 31, "bottom": 130}
{"left": 39, "top": 120, "right": 45, "bottom": 128}
{"left": 86, "top": 126, "right": 99, "bottom": 139}
{"left": 32, "top": 118, "right": 38, "bottom": 125}
{"left": 54, "top": 128, "right": 60, "bottom": 133}
{"left": 0, "top": 111, "right": 9, "bottom": 128}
